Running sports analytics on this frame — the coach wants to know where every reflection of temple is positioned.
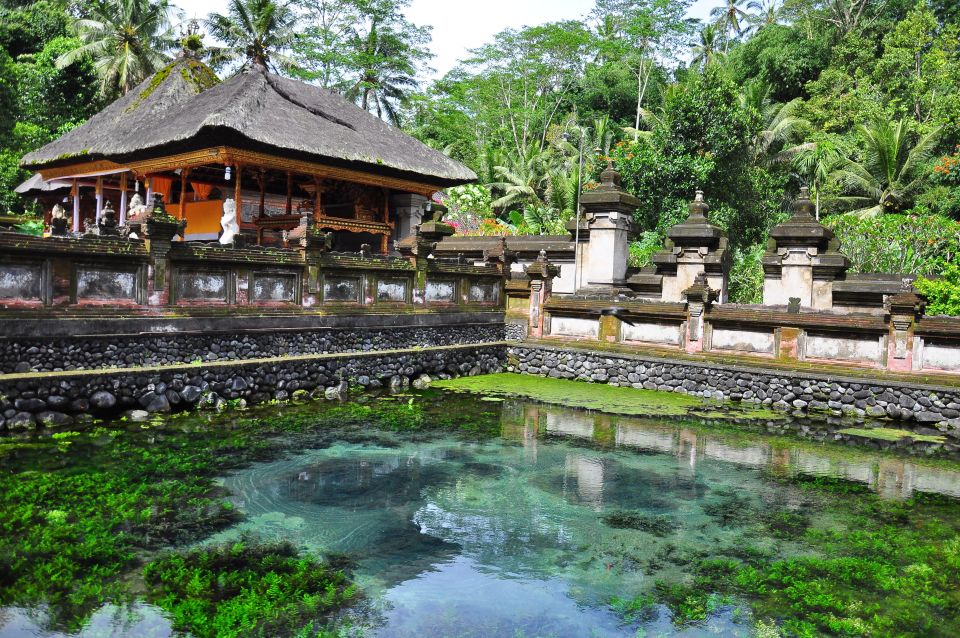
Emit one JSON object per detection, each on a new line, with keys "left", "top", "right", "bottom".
{"left": 499, "top": 401, "right": 960, "bottom": 500}
{"left": 21, "top": 50, "right": 474, "bottom": 252}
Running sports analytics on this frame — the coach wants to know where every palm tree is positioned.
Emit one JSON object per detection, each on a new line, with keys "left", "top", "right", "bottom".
{"left": 344, "top": 22, "right": 419, "bottom": 126}
{"left": 691, "top": 24, "right": 724, "bottom": 69}
{"left": 830, "top": 118, "right": 941, "bottom": 217}
{"left": 205, "top": 0, "right": 298, "bottom": 73}
{"left": 747, "top": 0, "right": 782, "bottom": 29}
{"left": 792, "top": 135, "right": 845, "bottom": 219}
{"left": 710, "top": 0, "right": 752, "bottom": 52}
{"left": 489, "top": 146, "right": 551, "bottom": 211}
{"left": 56, "top": 0, "right": 179, "bottom": 96}
{"left": 743, "top": 93, "right": 811, "bottom": 165}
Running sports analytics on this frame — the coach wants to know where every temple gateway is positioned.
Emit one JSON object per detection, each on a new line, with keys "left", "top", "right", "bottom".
{"left": 21, "top": 54, "right": 475, "bottom": 252}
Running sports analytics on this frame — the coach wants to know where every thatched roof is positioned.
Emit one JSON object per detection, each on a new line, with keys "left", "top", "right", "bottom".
{"left": 15, "top": 172, "right": 72, "bottom": 194}
{"left": 23, "top": 60, "right": 476, "bottom": 188}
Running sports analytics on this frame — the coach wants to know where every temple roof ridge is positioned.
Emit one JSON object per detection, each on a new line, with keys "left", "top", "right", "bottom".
{"left": 23, "top": 60, "right": 476, "bottom": 188}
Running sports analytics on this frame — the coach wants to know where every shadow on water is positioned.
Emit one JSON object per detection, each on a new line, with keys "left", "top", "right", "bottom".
{"left": 5, "top": 387, "right": 960, "bottom": 637}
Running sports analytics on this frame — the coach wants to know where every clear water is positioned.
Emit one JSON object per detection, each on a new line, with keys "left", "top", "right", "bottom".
{"left": 5, "top": 396, "right": 960, "bottom": 637}
{"left": 206, "top": 401, "right": 960, "bottom": 637}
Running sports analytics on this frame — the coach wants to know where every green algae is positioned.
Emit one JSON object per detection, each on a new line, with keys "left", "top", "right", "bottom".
{"left": 837, "top": 427, "right": 947, "bottom": 444}
{"left": 144, "top": 539, "right": 356, "bottom": 638}
{"left": 435, "top": 373, "right": 785, "bottom": 420}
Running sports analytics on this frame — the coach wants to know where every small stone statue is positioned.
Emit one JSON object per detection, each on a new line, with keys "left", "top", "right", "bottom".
{"left": 359, "top": 243, "right": 372, "bottom": 258}
{"left": 98, "top": 201, "right": 119, "bottom": 236}
{"left": 50, "top": 204, "right": 69, "bottom": 236}
{"left": 219, "top": 198, "right": 239, "bottom": 245}
{"left": 127, "top": 193, "right": 148, "bottom": 221}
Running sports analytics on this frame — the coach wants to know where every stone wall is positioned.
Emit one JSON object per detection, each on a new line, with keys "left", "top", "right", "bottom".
{"left": 507, "top": 343, "right": 960, "bottom": 435}
{"left": 0, "top": 343, "right": 506, "bottom": 430}
{"left": 0, "top": 320, "right": 506, "bottom": 374}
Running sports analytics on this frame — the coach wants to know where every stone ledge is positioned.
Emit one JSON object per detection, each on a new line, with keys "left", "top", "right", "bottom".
{"left": 521, "top": 339, "right": 960, "bottom": 392}
{"left": 510, "top": 342, "right": 960, "bottom": 431}
{"left": 0, "top": 341, "right": 510, "bottom": 382}
{"left": 0, "top": 310, "right": 506, "bottom": 339}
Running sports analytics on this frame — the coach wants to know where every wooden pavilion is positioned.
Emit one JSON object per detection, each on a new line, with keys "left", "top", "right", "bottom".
{"left": 21, "top": 53, "right": 475, "bottom": 253}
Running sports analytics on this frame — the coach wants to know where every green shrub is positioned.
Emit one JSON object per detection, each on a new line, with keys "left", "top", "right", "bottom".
{"left": 915, "top": 260, "right": 960, "bottom": 316}
{"left": 825, "top": 213, "right": 960, "bottom": 275}
{"left": 13, "top": 218, "right": 43, "bottom": 235}
{"left": 628, "top": 231, "right": 664, "bottom": 268}
{"left": 728, "top": 244, "right": 765, "bottom": 303}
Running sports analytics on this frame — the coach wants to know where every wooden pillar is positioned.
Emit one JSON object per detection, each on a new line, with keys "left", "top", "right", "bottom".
{"left": 313, "top": 178, "right": 322, "bottom": 222}
{"left": 257, "top": 170, "right": 267, "bottom": 245}
{"left": 285, "top": 171, "right": 293, "bottom": 215}
{"left": 145, "top": 175, "right": 153, "bottom": 206}
{"left": 71, "top": 179, "right": 80, "bottom": 232}
{"left": 233, "top": 164, "right": 243, "bottom": 216}
{"left": 119, "top": 172, "right": 128, "bottom": 225}
{"left": 178, "top": 168, "right": 190, "bottom": 220}
{"left": 95, "top": 176, "right": 104, "bottom": 223}
{"left": 258, "top": 170, "right": 266, "bottom": 219}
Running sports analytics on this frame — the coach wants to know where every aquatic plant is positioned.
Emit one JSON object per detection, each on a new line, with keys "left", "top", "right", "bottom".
{"left": 602, "top": 511, "right": 678, "bottom": 537}
{"left": 144, "top": 539, "right": 357, "bottom": 638}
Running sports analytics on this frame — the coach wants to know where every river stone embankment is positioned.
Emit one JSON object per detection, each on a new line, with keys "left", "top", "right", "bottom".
{"left": 0, "top": 344, "right": 505, "bottom": 430}
{"left": 0, "top": 323, "right": 506, "bottom": 374}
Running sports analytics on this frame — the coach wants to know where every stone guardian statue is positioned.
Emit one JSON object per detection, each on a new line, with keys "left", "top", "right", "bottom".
{"left": 220, "top": 198, "right": 239, "bottom": 245}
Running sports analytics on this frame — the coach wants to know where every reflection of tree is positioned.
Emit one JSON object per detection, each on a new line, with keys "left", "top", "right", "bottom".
{"left": 413, "top": 473, "right": 580, "bottom": 578}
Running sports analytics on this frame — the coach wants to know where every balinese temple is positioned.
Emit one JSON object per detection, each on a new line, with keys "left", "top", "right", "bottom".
{"left": 21, "top": 49, "right": 475, "bottom": 252}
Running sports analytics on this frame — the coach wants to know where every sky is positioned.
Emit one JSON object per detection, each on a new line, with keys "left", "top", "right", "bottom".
{"left": 183, "top": 0, "right": 716, "bottom": 80}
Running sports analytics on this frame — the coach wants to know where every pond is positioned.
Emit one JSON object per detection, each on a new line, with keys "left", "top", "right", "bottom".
{"left": 2, "top": 377, "right": 960, "bottom": 638}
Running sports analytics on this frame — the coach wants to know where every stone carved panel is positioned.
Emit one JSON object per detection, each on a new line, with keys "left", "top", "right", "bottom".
{"left": 323, "top": 276, "right": 361, "bottom": 303}
{"left": 711, "top": 328, "right": 775, "bottom": 354}
{"left": 252, "top": 273, "right": 297, "bottom": 302}
{"left": 621, "top": 321, "right": 682, "bottom": 345}
{"left": 468, "top": 281, "right": 499, "bottom": 304}
{"left": 550, "top": 316, "right": 599, "bottom": 339}
{"left": 376, "top": 278, "right": 409, "bottom": 302}
{"left": 0, "top": 263, "right": 42, "bottom": 300}
{"left": 804, "top": 333, "right": 882, "bottom": 363}
{"left": 425, "top": 279, "right": 457, "bottom": 303}
{"left": 177, "top": 271, "right": 228, "bottom": 301}
{"left": 920, "top": 340, "right": 960, "bottom": 372}
{"left": 77, "top": 267, "right": 137, "bottom": 300}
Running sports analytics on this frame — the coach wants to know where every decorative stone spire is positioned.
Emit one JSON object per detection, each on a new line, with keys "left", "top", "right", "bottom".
{"left": 98, "top": 200, "right": 120, "bottom": 236}
{"left": 762, "top": 188, "right": 849, "bottom": 308}
{"left": 686, "top": 190, "right": 709, "bottom": 223}
{"left": 648, "top": 190, "right": 731, "bottom": 303}
{"left": 525, "top": 249, "right": 560, "bottom": 280}
{"left": 576, "top": 159, "right": 638, "bottom": 293}
{"left": 597, "top": 161, "right": 622, "bottom": 191}
{"left": 790, "top": 187, "right": 816, "bottom": 221}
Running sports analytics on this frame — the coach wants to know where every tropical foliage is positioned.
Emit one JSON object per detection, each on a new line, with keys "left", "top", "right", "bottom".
{"left": 205, "top": 0, "right": 299, "bottom": 72}
{"left": 57, "top": 0, "right": 179, "bottom": 95}
{"left": 2, "top": 0, "right": 960, "bottom": 309}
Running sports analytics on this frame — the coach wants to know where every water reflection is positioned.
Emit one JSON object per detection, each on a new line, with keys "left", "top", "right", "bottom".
{"left": 0, "top": 603, "right": 174, "bottom": 638}
{"left": 513, "top": 402, "right": 960, "bottom": 500}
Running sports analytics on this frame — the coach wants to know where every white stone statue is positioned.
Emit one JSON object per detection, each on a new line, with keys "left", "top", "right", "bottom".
{"left": 220, "top": 198, "right": 239, "bottom": 245}
{"left": 127, "top": 193, "right": 148, "bottom": 220}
